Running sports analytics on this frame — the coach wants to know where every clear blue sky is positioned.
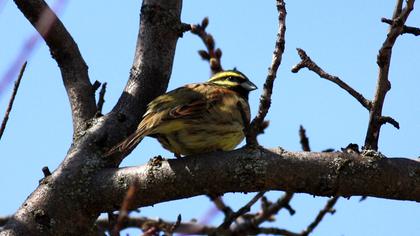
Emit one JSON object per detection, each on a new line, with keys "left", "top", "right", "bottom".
{"left": 1, "top": 0, "right": 419, "bottom": 235}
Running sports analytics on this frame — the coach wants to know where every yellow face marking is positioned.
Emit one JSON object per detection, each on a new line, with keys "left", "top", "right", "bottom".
{"left": 207, "top": 71, "right": 246, "bottom": 83}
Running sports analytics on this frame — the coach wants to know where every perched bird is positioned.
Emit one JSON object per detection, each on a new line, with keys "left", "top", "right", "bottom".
{"left": 109, "top": 70, "right": 257, "bottom": 157}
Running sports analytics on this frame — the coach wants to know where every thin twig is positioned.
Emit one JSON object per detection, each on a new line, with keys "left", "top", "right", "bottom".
{"left": 191, "top": 17, "right": 223, "bottom": 74}
{"left": 291, "top": 49, "right": 372, "bottom": 111}
{"left": 112, "top": 183, "right": 138, "bottom": 236}
{"left": 41, "top": 166, "right": 52, "bottom": 177}
{"left": 96, "top": 216, "right": 224, "bottom": 235}
{"left": 246, "top": 0, "right": 287, "bottom": 146}
{"left": 364, "top": 0, "right": 414, "bottom": 150}
{"left": 97, "top": 82, "right": 107, "bottom": 113}
{"left": 299, "top": 125, "right": 311, "bottom": 152}
{"left": 210, "top": 196, "right": 234, "bottom": 218}
{"left": 0, "top": 61, "right": 27, "bottom": 141}
{"left": 218, "top": 191, "right": 265, "bottom": 229}
{"left": 257, "top": 227, "right": 301, "bottom": 236}
{"left": 379, "top": 115, "right": 400, "bottom": 129}
{"left": 300, "top": 196, "right": 339, "bottom": 236}
{"left": 252, "top": 192, "right": 294, "bottom": 226}
{"left": 381, "top": 18, "right": 420, "bottom": 36}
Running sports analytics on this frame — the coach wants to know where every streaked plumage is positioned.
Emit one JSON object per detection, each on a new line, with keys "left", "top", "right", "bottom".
{"left": 109, "top": 70, "right": 257, "bottom": 157}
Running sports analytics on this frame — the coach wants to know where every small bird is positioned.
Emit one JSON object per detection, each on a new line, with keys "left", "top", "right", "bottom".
{"left": 109, "top": 70, "right": 257, "bottom": 157}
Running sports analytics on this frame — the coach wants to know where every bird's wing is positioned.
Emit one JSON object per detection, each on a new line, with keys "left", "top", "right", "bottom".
{"left": 106, "top": 84, "right": 216, "bottom": 156}
{"left": 145, "top": 83, "right": 219, "bottom": 131}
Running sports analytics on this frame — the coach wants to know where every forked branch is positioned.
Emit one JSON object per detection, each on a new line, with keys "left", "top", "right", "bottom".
{"left": 291, "top": 48, "right": 372, "bottom": 111}
{"left": 364, "top": 0, "right": 414, "bottom": 150}
{"left": 191, "top": 17, "right": 224, "bottom": 74}
{"left": 14, "top": 0, "right": 97, "bottom": 135}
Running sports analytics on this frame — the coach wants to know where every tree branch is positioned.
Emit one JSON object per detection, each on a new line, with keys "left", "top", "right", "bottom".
{"left": 217, "top": 191, "right": 265, "bottom": 230}
{"left": 96, "top": 82, "right": 107, "bottom": 114}
{"left": 364, "top": 0, "right": 414, "bottom": 150}
{"left": 191, "top": 17, "right": 224, "bottom": 74}
{"left": 0, "top": 62, "right": 27, "bottom": 141}
{"left": 2, "top": 1, "right": 184, "bottom": 235}
{"left": 291, "top": 48, "right": 372, "bottom": 111}
{"left": 381, "top": 18, "right": 420, "bottom": 36}
{"left": 300, "top": 196, "right": 338, "bottom": 236}
{"left": 93, "top": 148, "right": 420, "bottom": 213}
{"left": 247, "top": 0, "right": 287, "bottom": 146}
{"left": 251, "top": 192, "right": 294, "bottom": 226}
{"left": 13, "top": 0, "right": 97, "bottom": 135}
{"left": 299, "top": 125, "right": 311, "bottom": 152}
{"left": 110, "top": 0, "right": 184, "bottom": 140}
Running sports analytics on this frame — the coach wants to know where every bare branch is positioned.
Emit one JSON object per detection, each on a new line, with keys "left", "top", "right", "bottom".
{"left": 107, "top": 1, "right": 184, "bottom": 158}
{"left": 97, "top": 82, "right": 107, "bottom": 114}
{"left": 381, "top": 18, "right": 420, "bottom": 36}
{"left": 231, "top": 192, "right": 295, "bottom": 235}
{"left": 300, "top": 196, "right": 339, "bottom": 236}
{"left": 112, "top": 0, "right": 183, "bottom": 120}
{"left": 379, "top": 116, "right": 400, "bottom": 129}
{"left": 257, "top": 227, "right": 301, "bottom": 236}
{"left": 252, "top": 192, "right": 294, "bottom": 226}
{"left": 191, "top": 17, "right": 223, "bottom": 74}
{"left": 112, "top": 183, "right": 138, "bottom": 235}
{"left": 0, "top": 62, "right": 27, "bottom": 141}
{"left": 364, "top": 0, "right": 414, "bottom": 150}
{"left": 41, "top": 166, "right": 52, "bottom": 177}
{"left": 14, "top": 0, "right": 97, "bottom": 135}
{"left": 210, "top": 196, "right": 234, "bottom": 219}
{"left": 299, "top": 125, "right": 311, "bottom": 152}
{"left": 92, "top": 148, "right": 420, "bottom": 214}
{"left": 2, "top": 1, "right": 184, "bottom": 235}
{"left": 246, "top": 0, "right": 287, "bottom": 146}
{"left": 292, "top": 48, "right": 372, "bottom": 111}
{"left": 96, "top": 216, "right": 221, "bottom": 235}
{"left": 218, "top": 191, "right": 265, "bottom": 230}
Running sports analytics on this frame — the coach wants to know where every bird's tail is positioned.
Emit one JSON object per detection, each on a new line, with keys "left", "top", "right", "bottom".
{"left": 105, "top": 130, "right": 146, "bottom": 157}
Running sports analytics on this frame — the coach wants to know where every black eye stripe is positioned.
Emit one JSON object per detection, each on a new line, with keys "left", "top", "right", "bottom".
{"left": 227, "top": 76, "right": 242, "bottom": 83}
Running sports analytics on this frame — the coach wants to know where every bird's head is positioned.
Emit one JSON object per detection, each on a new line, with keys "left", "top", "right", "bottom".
{"left": 208, "top": 70, "right": 257, "bottom": 98}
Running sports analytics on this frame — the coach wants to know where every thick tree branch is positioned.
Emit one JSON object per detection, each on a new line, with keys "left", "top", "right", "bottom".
{"left": 292, "top": 48, "right": 372, "bottom": 111}
{"left": 111, "top": 0, "right": 183, "bottom": 142}
{"left": 364, "top": 0, "right": 414, "bottom": 150}
{"left": 93, "top": 148, "right": 420, "bottom": 213}
{"left": 247, "top": 0, "right": 286, "bottom": 145}
{"left": 13, "top": 0, "right": 97, "bottom": 135}
{"left": 0, "top": 62, "right": 26, "bottom": 141}
{"left": 2, "top": 1, "right": 183, "bottom": 235}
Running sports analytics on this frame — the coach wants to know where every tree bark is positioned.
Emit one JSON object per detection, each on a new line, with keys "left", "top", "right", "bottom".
{"left": 1, "top": 0, "right": 183, "bottom": 235}
{"left": 93, "top": 148, "right": 420, "bottom": 212}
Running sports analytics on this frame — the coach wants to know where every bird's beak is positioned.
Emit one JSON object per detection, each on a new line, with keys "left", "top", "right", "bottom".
{"left": 241, "top": 80, "right": 258, "bottom": 91}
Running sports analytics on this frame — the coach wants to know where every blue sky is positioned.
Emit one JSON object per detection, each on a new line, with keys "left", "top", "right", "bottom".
{"left": 1, "top": 0, "right": 419, "bottom": 235}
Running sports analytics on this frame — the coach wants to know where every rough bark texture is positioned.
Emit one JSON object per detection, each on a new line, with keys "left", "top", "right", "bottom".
{"left": 93, "top": 148, "right": 420, "bottom": 212}
{"left": 4, "top": 0, "right": 420, "bottom": 235}
{"left": 1, "top": 1, "right": 183, "bottom": 235}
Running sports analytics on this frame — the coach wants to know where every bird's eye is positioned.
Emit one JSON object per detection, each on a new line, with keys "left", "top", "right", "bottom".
{"left": 227, "top": 76, "right": 241, "bottom": 83}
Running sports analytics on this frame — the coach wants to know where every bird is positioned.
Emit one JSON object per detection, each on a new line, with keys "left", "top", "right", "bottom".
{"left": 108, "top": 69, "right": 257, "bottom": 157}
